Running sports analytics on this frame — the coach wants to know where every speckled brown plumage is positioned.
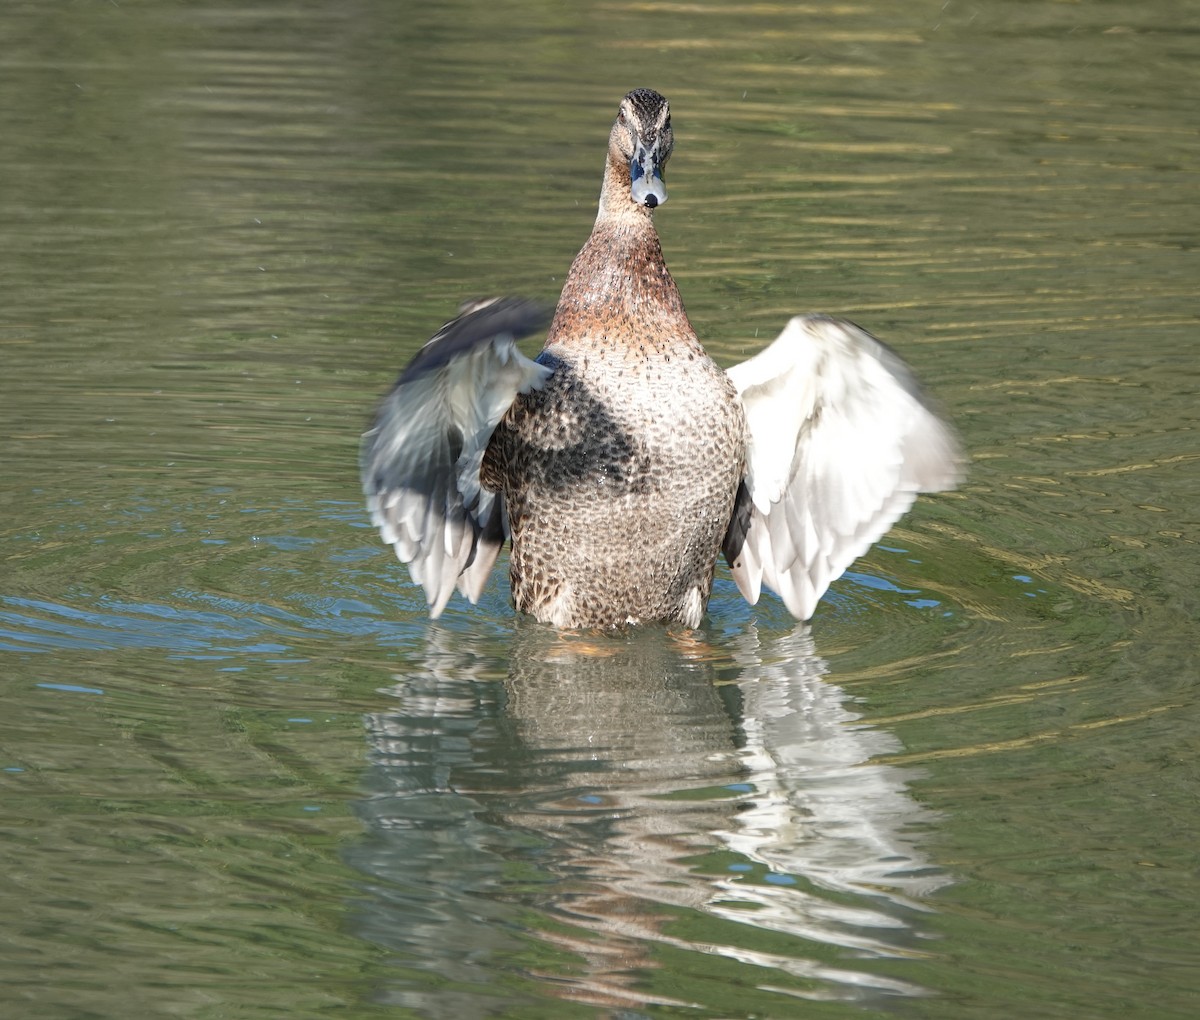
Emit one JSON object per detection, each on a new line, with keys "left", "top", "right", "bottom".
{"left": 481, "top": 89, "right": 746, "bottom": 628}
{"left": 362, "top": 89, "right": 965, "bottom": 626}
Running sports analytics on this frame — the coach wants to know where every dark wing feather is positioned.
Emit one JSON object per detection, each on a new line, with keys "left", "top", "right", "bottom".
{"left": 360, "top": 298, "right": 551, "bottom": 616}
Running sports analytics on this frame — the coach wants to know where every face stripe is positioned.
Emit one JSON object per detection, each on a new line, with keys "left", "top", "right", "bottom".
{"left": 619, "top": 89, "right": 672, "bottom": 207}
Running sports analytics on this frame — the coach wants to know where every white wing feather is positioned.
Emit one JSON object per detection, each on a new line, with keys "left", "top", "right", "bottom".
{"left": 725, "top": 314, "right": 964, "bottom": 620}
{"left": 361, "top": 299, "right": 552, "bottom": 616}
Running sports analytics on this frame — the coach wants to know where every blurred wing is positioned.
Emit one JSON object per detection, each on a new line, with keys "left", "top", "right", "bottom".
{"left": 360, "top": 298, "right": 552, "bottom": 616}
{"left": 723, "top": 314, "right": 964, "bottom": 620}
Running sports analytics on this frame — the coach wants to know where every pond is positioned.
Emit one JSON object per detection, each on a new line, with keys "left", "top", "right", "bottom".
{"left": 1, "top": 1, "right": 1197, "bottom": 1017}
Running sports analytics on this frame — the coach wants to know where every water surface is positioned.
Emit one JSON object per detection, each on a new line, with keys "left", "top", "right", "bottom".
{"left": 2, "top": 1, "right": 1197, "bottom": 1017}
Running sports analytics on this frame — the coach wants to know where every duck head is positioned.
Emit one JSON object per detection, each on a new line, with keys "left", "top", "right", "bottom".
{"left": 609, "top": 88, "right": 673, "bottom": 209}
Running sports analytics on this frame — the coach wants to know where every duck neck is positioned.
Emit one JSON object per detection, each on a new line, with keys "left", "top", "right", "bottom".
{"left": 546, "top": 152, "right": 690, "bottom": 347}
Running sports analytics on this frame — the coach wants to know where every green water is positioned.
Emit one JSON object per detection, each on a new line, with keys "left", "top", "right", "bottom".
{"left": 2, "top": 1, "right": 1197, "bottom": 1017}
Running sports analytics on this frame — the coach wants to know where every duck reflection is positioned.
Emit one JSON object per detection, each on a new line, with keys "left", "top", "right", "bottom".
{"left": 347, "top": 621, "right": 948, "bottom": 1014}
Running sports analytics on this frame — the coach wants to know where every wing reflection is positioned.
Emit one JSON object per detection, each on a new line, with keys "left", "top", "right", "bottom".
{"left": 347, "top": 621, "right": 949, "bottom": 1014}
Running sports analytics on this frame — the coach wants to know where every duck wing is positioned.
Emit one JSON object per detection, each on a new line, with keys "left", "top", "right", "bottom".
{"left": 361, "top": 298, "right": 552, "bottom": 616}
{"left": 723, "top": 314, "right": 964, "bottom": 620}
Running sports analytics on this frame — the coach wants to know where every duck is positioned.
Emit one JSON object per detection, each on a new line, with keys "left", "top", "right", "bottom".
{"left": 361, "top": 88, "right": 964, "bottom": 629}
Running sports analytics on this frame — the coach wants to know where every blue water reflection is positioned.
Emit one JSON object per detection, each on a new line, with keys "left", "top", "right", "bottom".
{"left": 0, "top": 586, "right": 390, "bottom": 658}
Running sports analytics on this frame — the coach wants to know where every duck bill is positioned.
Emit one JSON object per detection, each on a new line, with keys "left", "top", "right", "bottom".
{"left": 630, "top": 141, "right": 667, "bottom": 208}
